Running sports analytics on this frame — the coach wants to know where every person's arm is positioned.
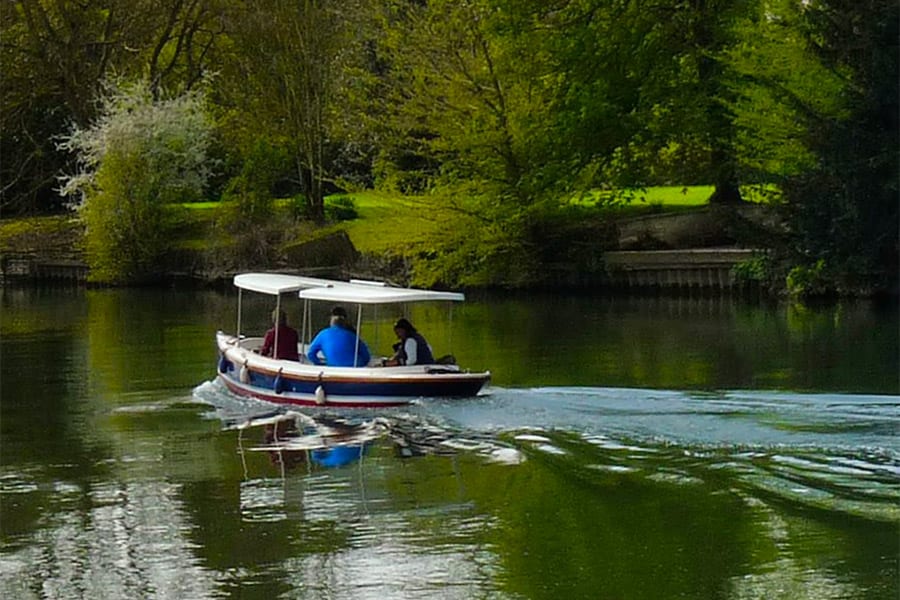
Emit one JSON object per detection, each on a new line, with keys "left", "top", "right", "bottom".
{"left": 355, "top": 339, "right": 371, "bottom": 367}
{"left": 259, "top": 329, "right": 274, "bottom": 356}
{"left": 404, "top": 338, "right": 419, "bottom": 365}
{"left": 306, "top": 332, "right": 324, "bottom": 365}
{"left": 381, "top": 341, "right": 403, "bottom": 367}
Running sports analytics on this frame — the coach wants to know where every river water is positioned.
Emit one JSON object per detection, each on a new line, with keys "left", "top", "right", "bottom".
{"left": 1, "top": 285, "right": 897, "bottom": 599}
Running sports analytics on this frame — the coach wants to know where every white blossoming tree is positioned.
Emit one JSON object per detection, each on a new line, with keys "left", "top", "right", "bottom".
{"left": 59, "top": 81, "right": 213, "bottom": 283}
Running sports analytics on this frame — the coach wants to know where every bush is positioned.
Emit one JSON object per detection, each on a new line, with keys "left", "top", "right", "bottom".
{"left": 58, "top": 81, "right": 213, "bottom": 283}
{"left": 325, "top": 195, "right": 358, "bottom": 222}
{"left": 785, "top": 259, "right": 830, "bottom": 298}
{"left": 211, "top": 139, "right": 291, "bottom": 270}
{"left": 731, "top": 255, "right": 770, "bottom": 283}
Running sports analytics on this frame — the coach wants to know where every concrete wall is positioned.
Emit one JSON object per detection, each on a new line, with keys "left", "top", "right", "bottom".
{"left": 603, "top": 248, "right": 763, "bottom": 290}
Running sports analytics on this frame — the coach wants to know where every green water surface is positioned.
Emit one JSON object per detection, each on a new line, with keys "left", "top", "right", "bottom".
{"left": 1, "top": 286, "right": 897, "bottom": 599}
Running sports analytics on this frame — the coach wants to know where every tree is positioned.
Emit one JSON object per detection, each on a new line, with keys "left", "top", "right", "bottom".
{"left": 58, "top": 81, "right": 214, "bottom": 283}
{"left": 728, "top": 0, "right": 899, "bottom": 293}
{"left": 1, "top": 0, "right": 227, "bottom": 216}
{"left": 371, "top": 0, "right": 588, "bottom": 285}
{"left": 1, "top": 0, "right": 118, "bottom": 215}
{"left": 221, "top": 0, "right": 367, "bottom": 222}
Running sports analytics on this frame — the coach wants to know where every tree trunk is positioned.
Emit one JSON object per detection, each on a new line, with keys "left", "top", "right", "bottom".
{"left": 708, "top": 180, "right": 743, "bottom": 204}
{"left": 708, "top": 144, "right": 743, "bottom": 204}
{"left": 298, "top": 158, "right": 325, "bottom": 223}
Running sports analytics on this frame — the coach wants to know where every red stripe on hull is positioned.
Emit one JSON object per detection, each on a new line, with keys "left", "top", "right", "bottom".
{"left": 218, "top": 374, "right": 413, "bottom": 408}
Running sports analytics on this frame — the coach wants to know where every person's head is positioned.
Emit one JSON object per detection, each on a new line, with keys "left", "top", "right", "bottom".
{"left": 272, "top": 309, "right": 287, "bottom": 326}
{"left": 330, "top": 305, "right": 357, "bottom": 331}
{"left": 393, "top": 318, "right": 416, "bottom": 339}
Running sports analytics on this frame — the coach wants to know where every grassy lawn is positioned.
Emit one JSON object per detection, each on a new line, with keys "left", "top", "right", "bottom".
{"left": 342, "top": 186, "right": 727, "bottom": 253}
{"left": 341, "top": 184, "right": 779, "bottom": 253}
{"left": 337, "top": 191, "right": 449, "bottom": 255}
{"left": 180, "top": 201, "right": 221, "bottom": 210}
{"left": 568, "top": 184, "right": 776, "bottom": 219}
{"left": 578, "top": 185, "right": 716, "bottom": 207}
{"left": 2, "top": 185, "right": 771, "bottom": 260}
{"left": 169, "top": 192, "right": 446, "bottom": 255}
{"left": 0, "top": 215, "right": 85, "bottom": 258}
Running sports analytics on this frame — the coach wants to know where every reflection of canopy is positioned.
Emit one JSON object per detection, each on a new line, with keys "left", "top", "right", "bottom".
{"left": 232, "top": 272, "right": 465, "bottom": 303}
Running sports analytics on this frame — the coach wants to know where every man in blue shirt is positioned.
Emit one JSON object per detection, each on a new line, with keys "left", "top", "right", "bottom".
{"left": 306, "top": 314, "right": 371, "bottom": 367}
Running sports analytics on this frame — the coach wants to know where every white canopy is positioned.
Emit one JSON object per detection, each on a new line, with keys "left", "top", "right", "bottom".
{"left": 233, "top": 273, "right": 334, "bottom": 295}
{"left": 299, "top": 285, "right": 464, "bottom": 304}
{"left": 232, "top": 272, "right": 464, "bottom": 303}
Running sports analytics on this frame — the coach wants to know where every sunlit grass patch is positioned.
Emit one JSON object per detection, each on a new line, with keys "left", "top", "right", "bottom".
{"left": 570, "top": 185, "right": 712, "bottom": 208}
{"left": 0, "top": 215, "right": 82, "bottom": 254}
{"left": 338, "top": 192, "right": 448, "bottom": 255}
{"left": 181, "top": 201, "right": 220, "bottom": 210}
{"left": 573, "top": 184, "right": 778, "bottom": 209}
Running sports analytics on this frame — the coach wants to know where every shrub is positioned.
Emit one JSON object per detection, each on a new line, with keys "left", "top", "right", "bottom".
{"left": 325, "top": 195, "right": 358, "bottom": 222}
{"left": 211, "top": 139, "right": 290, "bottom": 270}
{"left": 731, "top": 255, "right": 770, "bottom": 283}
{"left": 58, "top": 81, "right": 213, "bottom": 283}
{"left": 785, "top": 259, "right": 830, "bottom": 298}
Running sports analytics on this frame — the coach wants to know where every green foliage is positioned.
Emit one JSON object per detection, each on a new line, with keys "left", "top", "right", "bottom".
{"left": 4, "top": 0, "right": 897, "bottom": 292}
{"left": 730, "top": 0, "right": 900, "bottom": 293}
{"left": 726, "top": 1, "right": 845, "bottom": 179}
{"left": 222, "top": 0, "right": 372, "bottom": 222}
{"left": 2, "top": 0, "right": 228, "bottom": 216}
{"left": 58, "top": 81, "right": 213, "bottom": 283}
{"left": 287, "top": 194, "right": 309, "bottom": 222}
{"left": 785, "top": 259, "right": 829, "bottom": 298}
{"left": 221, "top": 139, "right": 288, "bottom": 222}
{"left": 325, "top": 195, "right": 358, "bottom": 222}
{"left": 212, "top": 139, "right": 292, "bottom": 270}
{"left": 376, "top": 1, "right": 566, "bottom": 200}
{"left": 731, "top": 255, "right": 771, "bottom": 283}
{"left": 410, "top": 215, "right": 536, "bottom": 289}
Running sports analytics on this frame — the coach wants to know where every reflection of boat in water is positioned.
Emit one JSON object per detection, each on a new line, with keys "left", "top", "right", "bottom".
{"left": 230, "top": 410, "right": 389, "bottom": 469}
{"left": 215, "top": 273, "right": 491, "bottom": 408}
{"left": 224, "top": 407, "right": 523, "bottom": 471}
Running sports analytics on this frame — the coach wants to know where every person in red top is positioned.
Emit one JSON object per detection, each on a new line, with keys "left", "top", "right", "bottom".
{"left": 259, "top": 309, "right": 300, "bottom": 361}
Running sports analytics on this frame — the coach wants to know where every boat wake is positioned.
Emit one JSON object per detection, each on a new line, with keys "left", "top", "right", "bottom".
{"left": 192, "top": 380, "right": 900, "bottom": 522}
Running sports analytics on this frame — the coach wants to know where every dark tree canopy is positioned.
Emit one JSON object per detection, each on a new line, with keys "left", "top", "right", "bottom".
{"left": 1, "top": 0, "right": 896, "bottom": 291}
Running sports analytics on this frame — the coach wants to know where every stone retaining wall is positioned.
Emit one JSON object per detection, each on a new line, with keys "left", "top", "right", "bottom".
{"left": 0, "top": 255, "right": 89, "bottom": 283}
{"left": 603, "top": 248, "right": 763, "bottom": 289}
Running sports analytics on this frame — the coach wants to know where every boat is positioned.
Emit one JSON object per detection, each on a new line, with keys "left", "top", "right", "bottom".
{"left": 215, "top": 273, "right": 491, "bottom": 407}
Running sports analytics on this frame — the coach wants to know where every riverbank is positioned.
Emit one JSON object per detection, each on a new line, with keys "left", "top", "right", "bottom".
{"left": 1, "top": 204, "right": 780, "bottom": 294}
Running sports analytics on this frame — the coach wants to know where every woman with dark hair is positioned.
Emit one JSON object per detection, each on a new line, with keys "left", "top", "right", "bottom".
{"left": 383, "top": 318, "right": 435, "bottom": 366}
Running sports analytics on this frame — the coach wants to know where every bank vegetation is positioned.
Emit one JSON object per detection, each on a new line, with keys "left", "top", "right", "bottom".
{"left": 2, "top": 0, "right": 897, "bottom": 297}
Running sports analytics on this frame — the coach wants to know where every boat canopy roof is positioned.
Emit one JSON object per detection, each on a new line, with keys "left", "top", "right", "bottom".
{"left": 233, "top": 273, "right": 334, "bottom": 295}
{"left": 299, "top": 284, "right": 463, "bottom": 304}
{"left": 233, "top": 273, "right": 464, "bottom": 303}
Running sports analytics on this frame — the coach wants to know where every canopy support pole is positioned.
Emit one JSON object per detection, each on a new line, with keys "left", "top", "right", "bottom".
{"left": 274, "top": 295, "right": 282, "bottom": 358}
{"left": 236, "top": 289, "right": 243, "bottom": 339}
{"left": 354, "top": 304, "right": 363, "bottom": 366}
{"left": 448, "top": 302, "right": 453, "bottom": 354}
{"left": 300, "top": 298, "right": 309, "bottom": 351}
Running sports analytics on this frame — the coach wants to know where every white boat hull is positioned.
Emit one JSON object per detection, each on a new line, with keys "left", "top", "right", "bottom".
{"left": 216, "top": 332, "right": 490, "bottom": 407}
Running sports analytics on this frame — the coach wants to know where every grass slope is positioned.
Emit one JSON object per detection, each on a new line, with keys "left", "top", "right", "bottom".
{"left": 2, "top": 185, "right": 763, "bottom": 262}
